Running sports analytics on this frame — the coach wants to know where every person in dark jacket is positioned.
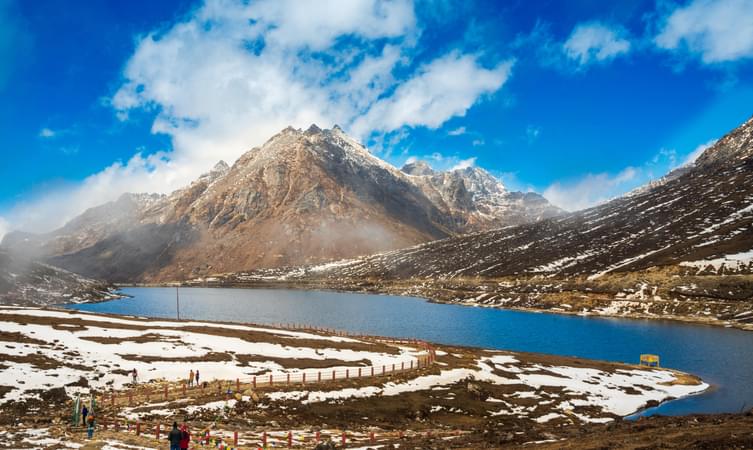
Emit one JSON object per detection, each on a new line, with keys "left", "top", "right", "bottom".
{"left": 179, "top": 424, "right": 191, "bottom": 450}
{"left": 195, "top": 369, "right": 200, "bottom": 385}
{"left": 81, "top": 405, "right": 88, "bottom": 426}
{"left": 167, "top": 422, "right": 182, "bottom": 450}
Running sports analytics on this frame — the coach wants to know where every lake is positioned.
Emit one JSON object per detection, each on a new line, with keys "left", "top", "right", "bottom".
{"left": 66, "top": 286, "right": 753, "bottom": 417}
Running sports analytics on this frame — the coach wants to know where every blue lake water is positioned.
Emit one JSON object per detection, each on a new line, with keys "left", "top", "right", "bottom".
{"left": 66, "top": 287, "right": 753, "bottom": 417}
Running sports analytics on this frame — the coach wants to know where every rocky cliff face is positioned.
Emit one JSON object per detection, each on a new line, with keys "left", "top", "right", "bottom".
{"left": 2, "top": 125, "right": 559, "bottom": 282}
{"left": 402, "top": 162, "right": 561, "bottom": 230}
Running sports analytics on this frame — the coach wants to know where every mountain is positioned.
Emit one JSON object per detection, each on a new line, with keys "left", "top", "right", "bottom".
{"left": 401, "top": 161, "right": 561, "bottom": 230}
{"left": 0, "top": 250, "right": 115, "bottom": 306}
{"left": 288, "top": 116, "right": 753, "bottom": 280}
{"left": 1, "top": 125, "right": 559, "bottom": 282}
{"left": 225, "top": 116, "right": 753, "bottom": 328}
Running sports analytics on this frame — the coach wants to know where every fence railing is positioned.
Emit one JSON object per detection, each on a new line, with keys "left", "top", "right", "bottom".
{"left": 99, "top": 330, "right": 437, "bottom": 408}
{"left": 77, "top": 418, "right": 466, "bottom": 449}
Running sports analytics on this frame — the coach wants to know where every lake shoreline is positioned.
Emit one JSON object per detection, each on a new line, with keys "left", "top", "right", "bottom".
{"left": 115, "top": 279, "right": 753, "bottom": 332}
{"left": 0, "top": 306, "right": 714, "bottom": 448}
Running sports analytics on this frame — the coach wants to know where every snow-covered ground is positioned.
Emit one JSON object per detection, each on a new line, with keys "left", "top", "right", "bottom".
{"left": 0, "top": 306, "right": 708, "bottom": 436}
{"left": 267, "top": 353, "right": 707, "bottom": 422}
{"left": 0, "top": 307, "right": 424, "bottom": 404}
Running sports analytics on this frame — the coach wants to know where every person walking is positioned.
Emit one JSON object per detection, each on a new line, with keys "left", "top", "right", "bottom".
{"left": 132, "top": 368, "right": 138, "bottom": 384}
{"left": 179, "top": 423, "right": 191, "bottom": 450}
{"left": 195, "top": 369, "right": 200, "bottom": 386}
{"left": 167, "top": 422, "right": 182, "bottom": 450}
{"left": 188, "top": 369, "right": 194, "bottom": 388}
{"left": 86, "top": 414, "right": 95, "bottom": 439}
{"left": 81, "top": 405, "right": 88, "bottom": 427}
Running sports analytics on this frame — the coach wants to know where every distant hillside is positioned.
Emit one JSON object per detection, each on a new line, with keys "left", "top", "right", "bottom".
{"left": 0, "top": 250, "right": 115, "bottom": 306}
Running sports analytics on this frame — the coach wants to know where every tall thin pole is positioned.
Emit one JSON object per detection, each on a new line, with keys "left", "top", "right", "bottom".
{"left": 176, "top": 285, "right": 180, "bottom": 320}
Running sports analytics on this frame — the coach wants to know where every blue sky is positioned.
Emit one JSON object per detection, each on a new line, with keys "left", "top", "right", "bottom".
{"left": 1, "top": 0, "right": 752, "bottom": 236}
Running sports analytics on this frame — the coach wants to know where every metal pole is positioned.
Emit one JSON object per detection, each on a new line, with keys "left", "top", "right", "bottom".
{"left": 176, "top": 285, "right": 180, "bottom": 320}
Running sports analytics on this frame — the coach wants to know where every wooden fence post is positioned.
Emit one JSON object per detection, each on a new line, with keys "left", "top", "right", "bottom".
{"left": 156, "top": 423, "right": 160, "bottom": 439}
{"left": 288, "top": 431, "right": 293, "bottom": 447}
{"left": 262, "top": 431, "right": 267, "bottom": 447}
{"left": 234, "top": 431, "right": 238, "bottom": 446}
{"left": 287, "top": 373, "right": 290, "bottom": 385}
{"left": 270, "top": 374, "right": 274, "bottom": 386}
{"left": 164, "top": 385, "right": 168, "bottom": 401}
{"left": 136, "top": 421, "right": 141, "bottom": 436}
{"left": 253, "top": 376, "right": 256, "bottom": 389}
{"left": 236, "top": 378, "right": 240, "bottom": 392}
{"left": 302, "top": 372, "right": 306, "bottom": 385}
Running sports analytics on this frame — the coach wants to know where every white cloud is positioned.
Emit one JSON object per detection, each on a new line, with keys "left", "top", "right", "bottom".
{"left": 400, "top": 151, "right": 477, "bottom": 172}
{"left": 543, "top": 167, "right": 638, "bottom": 212}
{"left": 0, "top": 216, "right": 8, "bottom": 241}
{"left": 447, "top": 126, "right": 466, "bottom": 136}
{"left": 683, "top": 139, "right": 717, "bottom": 165}
{"left": 3, "top": 0, "right": 512, "bottom": 235}
{"left": 39, "top": 128, "right": 55, "bottom": 138}
{"left": 351, "top": 52, "right": 513, "bottom": 136}
{"left": 542, "top": 144, "right": 686, "bottom": 212}
{"left": 655, "top": 0, "right": 753, "bottom": 63}
{"left": 563, "top": 22, "right": 631, "bottom": 66}
{"left": 450, "top": 157, "right": 476, "bottom": 171}
{"left": 2, "top": 152, "right": 180, "bottom": 235}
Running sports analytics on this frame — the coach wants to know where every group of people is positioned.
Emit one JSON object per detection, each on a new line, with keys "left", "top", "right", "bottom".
{"left": 187, "top": 368, "right": 200, "bottom": 387}
{"left": 167, "top": 422, "right": 192, "bottom": 450}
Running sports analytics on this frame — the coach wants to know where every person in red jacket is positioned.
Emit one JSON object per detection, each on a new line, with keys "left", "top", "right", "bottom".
{"left": 179, "top": 424, "right": 191, "bottom": 450}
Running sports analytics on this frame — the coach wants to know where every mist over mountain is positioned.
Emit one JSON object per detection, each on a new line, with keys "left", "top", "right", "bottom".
{"left": 1, "top": 125, "right": 560, "bottom": 282}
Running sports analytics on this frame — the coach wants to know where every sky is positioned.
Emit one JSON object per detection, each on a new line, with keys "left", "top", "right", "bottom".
{"left": 1, "top": 0, "right": 753, "bottom": 238}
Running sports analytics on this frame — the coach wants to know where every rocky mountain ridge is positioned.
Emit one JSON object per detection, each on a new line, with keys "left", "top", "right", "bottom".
{"left": 1, "top": 125, "right": 560, "bottom": 282}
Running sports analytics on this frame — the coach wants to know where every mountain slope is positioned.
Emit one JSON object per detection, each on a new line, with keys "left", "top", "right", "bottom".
{"left": 0, "top": 250, "right": 115, "bottom": 306}
{"left": 2, "top": 125, "right": 559, "bottom": 282}
{"left": 295, "top": 116, "right": 753, "bottom": 280}
{"left": 213, "top": 117, "right": 753, "bottom": 329}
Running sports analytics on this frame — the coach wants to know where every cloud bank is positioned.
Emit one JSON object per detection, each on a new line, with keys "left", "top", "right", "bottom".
{"left": 1, "top": 0, "right": 511, "bottom": 238}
